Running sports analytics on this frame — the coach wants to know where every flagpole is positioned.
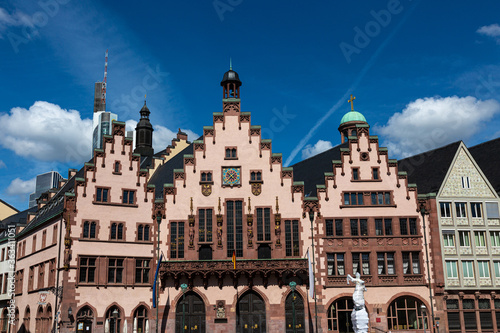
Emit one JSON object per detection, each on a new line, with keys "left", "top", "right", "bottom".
{"left": 156, "top": 214, "right": 162, "bottom": 333}
{"left": 308, "top": 211, "right": 319, "bottom": 332}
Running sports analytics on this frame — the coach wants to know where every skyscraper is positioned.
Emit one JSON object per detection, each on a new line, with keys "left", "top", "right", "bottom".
{"left": 28, "top": 171, "right": 63, "bottom": 207}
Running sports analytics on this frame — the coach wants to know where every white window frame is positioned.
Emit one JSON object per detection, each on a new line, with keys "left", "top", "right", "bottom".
{"left": 459, "top": 231, "right": 470, "bottom": 247}
{"left": 494, "top": 261, "right": 500, "bottom": 278}
{"left": 440, "top": 202, "right": 452, "bottom": 218}
{"left": 471, "top": 203, "right": 482, "bottom": 218}
{"left": 461, "top": 176, "right": 471, "bottom": 189}
{"left": 490, "top": 231, "right": 500, "bottom": 247}
{"left": 446, "top": 261, "right": 458, "bottom": 278}
{"left": 443, "top": 233, "right": 455, "bottom": 247}
{"left": 456, "top": 202, "right": 467, "bottom": 218}
{"left": 478, "top": 261, "right": 490, "bottom": 278}
{"left": 474, "top": 231, "right": 486, "bottom": 247}
{"left": 486, "top": 202, "right": 500, "bottom": 219}
{"left": 462, "top": 261, "right": 474, "bottom": 278}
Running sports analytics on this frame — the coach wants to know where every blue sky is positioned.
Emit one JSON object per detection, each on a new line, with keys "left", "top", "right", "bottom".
{"left": 1, "top": 0, "right": 500, "bottom": 210}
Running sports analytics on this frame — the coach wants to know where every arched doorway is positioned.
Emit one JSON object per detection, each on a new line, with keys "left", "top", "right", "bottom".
{"left": 23, "top": 306, "right": 30, "bottom": 333}
{"left": 1, "top": 308, "right": 8, "bottom": 333}
{"left": 175, "top": 292, "right": 206, "bottom": 333}
{"left": 236, "top": 291, "right": 266, "bottom": 333}
{"left": 76, "top": 306, "right": 94, "bottom": 333}
{"left": 285, "top": 291, "right": 305, "bottom": 333}
{"left": 387, "top": 296, "right": 428, "bottom": 330}
{"left": 327, "top": 297, "right": 355, "bottom": 333}
{"left": 45, "top": 305, "right": 52, "bottom": 333}
{"left": 35, "top": 306, "right": 43, "bottom": 333}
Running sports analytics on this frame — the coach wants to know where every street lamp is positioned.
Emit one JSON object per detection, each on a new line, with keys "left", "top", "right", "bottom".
{"left": 289, "top": 281, "right": 297, "bottom": 333}
{"left": 112, "top": 308, "right": 119, "bottom": 333}
{"left": 156, "top": 213, "right": 162, "bottom": 333}
{"left": 308, "top": 211, "right": 319, "bottom": 332}
{"left": 181, "top": 283, "right": 188, "bottom": 332}
{"left": 421, "top": 304, "right": 427, "bottom": 333}
{"left": 419, "top": 203, "right": 436, "bottom": 333}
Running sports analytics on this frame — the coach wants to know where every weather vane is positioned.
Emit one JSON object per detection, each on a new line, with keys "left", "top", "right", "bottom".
{"left": 348, "top": 94, "right": 356, "bottom": 111}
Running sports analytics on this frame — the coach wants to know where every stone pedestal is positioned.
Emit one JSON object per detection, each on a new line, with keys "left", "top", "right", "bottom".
{"left": 351, "top": 307, "right": 369, "bottom": 333}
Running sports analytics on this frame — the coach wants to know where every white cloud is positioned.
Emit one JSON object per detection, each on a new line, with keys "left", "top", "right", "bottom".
{"left": 477, "top": 24, "right": 500, "bottom": 38}
{"left": 6, "top": 177, "right": 35, "bottom": 196}
{"left": 0, "top": 101, "right": 93, "bottom": 163}
{"left": 301, "top": 140, "right": 333, "bottom": 159}
{"left": 376, "top": 96, "right": 500, "bottom": 157}
{"left": 125, "top": 119, "right": 199, "bottom": 153}
{"left": 0, "top": 160, "right": 5, "bottom": 169}
{"left": 0, "top": 8, "right": 34, "bottom": 38}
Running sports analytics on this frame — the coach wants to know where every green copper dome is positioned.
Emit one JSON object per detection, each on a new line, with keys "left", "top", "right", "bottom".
{"left": 340, "top": 111, "right": 367, "bottom": 125}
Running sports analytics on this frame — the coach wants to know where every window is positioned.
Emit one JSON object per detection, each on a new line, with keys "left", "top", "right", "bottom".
{"left": 442, "top": 232, "right": 455, "bottom": 247}
{"left": 370, "top": 192, "right": 391, "bottom": 205}
{"left": 471, "top": 203, "right": 482, "bottom": 218}
{"left": 48, "top": 259, "right": 55, "bottom": 287}
{"left": 402, "top": 252, "right": 420, "bottom": 274}
{"left": 134, "top": 306, "right": 148, "bottom": 333}
{"left": 96, "top": 187, "right": 109, "bottom": 202}
{"left": 446, "top": 261, "right": 458, "bottom": 278}
{"left": 462, "top": 299, "right": 477, "bottom": 331}
{"left": 344, "top": 192, "right": 364, "bottom": 205}
{"left": 108, "top": 258, "right": 124, "bottom": 283}
{"left": 225, "top": 147, "right": 237, "bottom": 158}
{"left": 135, "top": 259, "right": 150, "bottom": 284}
{"left": 491, "top": 231, "right": 500, "bottom": 247}
{"left": 15, "top": 270, "right": 24, "bottom": 295}
{"left": 250, "top": 171, "right": 262, "bottom": 181}
{"left": 440, "top": 202, "right": 452, "bottom": 218}
{"left": 38, "top": 263, "right": 44, "bottom": 289}
{"left": 198, "top": 209, "right": 213, "bottom": 242}
{"left": 285, "top": 220, "right": 300, "bottom": 257}
{"left": 352, "top": 168, "right": 359, "bottom": 180}
{"left": 352, "top": 253, "right": 370, "bottom": 275}
{"left": 479, "top": 299, "right": 493, "bottom": 330}
{"left": 79, "top": 257, "right": 96, "bottom": 283}
{"left": 459, "top": 231, "right": 470, "bottom": 247}
{"left": 486, "top": 202, "right": 500, "bottom": 219}
{"left": 32, "top": 236, "right": 36, "bottom": 253}
{"left": 462, "top": 261, "right": 474, "bottom": 278}
{"left": 53, "top": 225, "right": 58, "bottom": 245}
{"left": 350, "top": 219, "right": 368, "bottom": 236}
{"left": 478, "top": 261, "right": 490, "bottom": 278}
{"left": 122, "top": 190, "right": 135, "bottom": 204}
{"left": 327, "top": 253, "right": 345, "bottom": 276}
{"left": 110, "top": 223, "right": 124, "bottom": 240}
{"left": 456, "top": 202, "right": 467, "bottom": 218}
{"left": 256, "top": 208, "right": 271, "bottom": 242}
{"left": 475, "top": 231, "right": 486, "bottom": 247}
{"left": 106, "top": 307, "right": 121, "bottom": 333}
{"left": 399, "top": 218, "right": 418, "bottom": 235}
{"left": 201, "top": 172, "right": 212, "bottom": 182}
{"left": 138, "top": 224, "right": 150, "bottom": 241}
{"left": 42, "top": 230, "right": 46, "bottom": 248}
{"left": 377, "top": 253, "right": 395, "bottom": 275}
{"left": 0, "top": 275, "right": 3, "bottom": 294}
{"left": 494, "top": 261, "right": 500, "bottom": 278}
{"left": 372, "top": 168, "right": 379, "bottom": 180}
{"left": 0, "top": 249, "right": 3, "bottom": 262}
{"left": 375, "top": 218, "right": 392, "bottom": 236}
{"left": 171, "top": 222, "right": 185, "bottom": 259}
{"left": 326, "top": 219, "right": 343, "bottom": 237}
{"left": 462, "top": 176, "right": 471, "bottom": 189}
{"left": 226, "top": 200, "right": 243, "bottom": 257}
{"left": 114, "top": 161, "right": 120, "bottom": 173}
{"left": 388, "top": 296, "right": 428, "bottom": 330}
{"left": 83, "top": 221, "right": 97, "bottom": 239}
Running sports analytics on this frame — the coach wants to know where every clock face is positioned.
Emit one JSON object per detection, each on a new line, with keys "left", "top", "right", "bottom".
{"left": 222, "top": 167, "right": 241, "bottom": 186}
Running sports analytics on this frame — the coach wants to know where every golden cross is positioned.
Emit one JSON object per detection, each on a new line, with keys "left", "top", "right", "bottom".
{"left": 348, "top": 94, "right": 356, "bottom": 111}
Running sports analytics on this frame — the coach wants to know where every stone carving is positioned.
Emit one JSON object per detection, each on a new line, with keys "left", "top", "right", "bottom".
{"left": 215, "top": 301, "right": 226, "bottom": 318}
{"left": 347, "top": 273, "right": 369, "bottom": 333}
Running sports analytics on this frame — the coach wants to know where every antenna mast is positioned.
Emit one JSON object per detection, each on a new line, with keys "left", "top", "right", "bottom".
{"left": 102, "top": 49, "right": 108, "bottom": 107}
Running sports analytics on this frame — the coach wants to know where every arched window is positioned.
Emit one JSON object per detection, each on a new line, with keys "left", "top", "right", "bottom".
{"left": 106, "top": 306, "right": 121, "bottom": 333}
{"left": 387, "top": 296, "right": 428, "bottom": 330}
{"left": 23, "top": 306, "right": 30, "bottom": 333}
{"left": 114, "top": 161, "right": 120, "bottom": 173}
{"left": 35, "top": 305, "right": 43, "bottom": 333}
{"left": 134, "top": 306, "right": 148, "bottom": 333}
{"left": 138, "top": 225, "right": 143, "bottom": 241}
{"left": 327, "top": 297, "right": 355, "bottom": 332}
{"left": 351, "top": 129, "right": 357, "bottom": 137}
{"left": 77, "top": 305, "right": 94, "bottom": 333}
{"left": 144, "top": 225, "right": 150, "bottom": 241}
{"left": 111, "top": 223, "right": 117, "bottom": 240}
{"left": 285, "top": 291, "right": 305, "bottom": 332}
{"left": 46, "top": 304, "right": 52, "bottom": 333}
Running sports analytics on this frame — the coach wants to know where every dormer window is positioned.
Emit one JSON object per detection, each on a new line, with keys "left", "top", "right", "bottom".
{"left": 225, "top": 147, "right": 237, "bottom": 159}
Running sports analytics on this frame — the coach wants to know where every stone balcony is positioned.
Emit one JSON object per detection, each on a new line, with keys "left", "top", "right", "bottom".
{"left": 160, "top": 258, "right": 308, "bottom": 289}
{"left": 325, "top": 274, "right": 425, "bottom": 287}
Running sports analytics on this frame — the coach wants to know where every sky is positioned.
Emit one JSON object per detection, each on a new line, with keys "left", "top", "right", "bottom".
{"left": 1, "top": 0, "right": 500, "bottom": 210}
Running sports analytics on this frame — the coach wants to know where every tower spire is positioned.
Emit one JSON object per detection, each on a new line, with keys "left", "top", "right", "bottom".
{"left": 230, "top": 57, "right": 232, "bottom": 70}
{"left": 102, "top": 50, "right": 108, "bottom": 107}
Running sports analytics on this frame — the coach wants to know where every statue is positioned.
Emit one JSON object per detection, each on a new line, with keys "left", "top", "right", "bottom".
{"left": 347, "top": 272, "right": 369, "bottom": 333}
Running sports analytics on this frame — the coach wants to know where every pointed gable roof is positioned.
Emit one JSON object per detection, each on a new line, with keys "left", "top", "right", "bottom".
{"left": 469, "top": 137, "right": 500, "bottom": 194}
{"left": 397, "top": 141, "right": 461, "bottom": 195}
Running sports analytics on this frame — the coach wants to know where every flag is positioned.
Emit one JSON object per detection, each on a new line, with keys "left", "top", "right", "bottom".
{"left": 232, "top": 250, "right": 236, "bottom": 270}
{"left": 152, "top": 253, "right": 163, "bottom": 308}
{"left": 307, "top": 249, "right": 314, "bottom": 298}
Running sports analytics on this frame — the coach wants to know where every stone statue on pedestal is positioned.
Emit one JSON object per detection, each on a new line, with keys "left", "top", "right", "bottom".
{"left": 347, "top": 272, "right": 369, "bottom": 333}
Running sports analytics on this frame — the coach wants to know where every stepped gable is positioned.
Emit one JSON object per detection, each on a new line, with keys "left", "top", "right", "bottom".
{"left": 469, "top": 137, "right": 500, "bottom": 193}
{"left": 398, "top": 141, "right": 461, "bottom": 194}
{"left": 291, "top": 142, "right": 348, "bottom": 196}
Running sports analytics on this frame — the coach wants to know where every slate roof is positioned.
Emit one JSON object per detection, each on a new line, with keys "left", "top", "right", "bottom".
{"left": 397, "top": 141, "right": 461, "bottom": 195}
{"left": 148, "top": 144, "right": 194, "bottom": 198}
{"left": 291, "top": 142, "right": 349, "bottom": 196}
{"left": 469, "top": 137, "right": 500, "bottom": 194}
{"left": 16, "top": 167, "right": 83, "bottom": 239}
